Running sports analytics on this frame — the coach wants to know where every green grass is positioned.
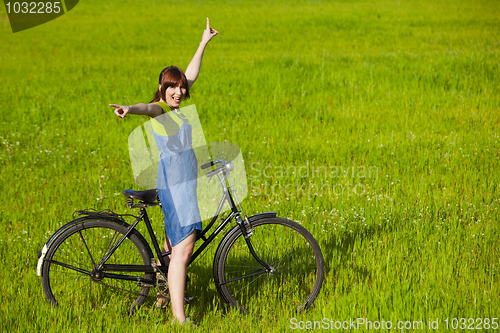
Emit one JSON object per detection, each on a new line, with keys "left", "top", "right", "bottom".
{"left": 1, "top": 0, "right": 499, "bottom": 331}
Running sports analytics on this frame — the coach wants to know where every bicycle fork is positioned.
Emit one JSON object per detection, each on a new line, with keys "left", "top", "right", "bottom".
{"left": 235, "top": 213, "right": 274, "bottom": 273}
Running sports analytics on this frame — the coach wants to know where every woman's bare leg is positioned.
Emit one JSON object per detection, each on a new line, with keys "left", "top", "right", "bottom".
{"left": 168, "top": 231, "right": 196, "bottom": 323}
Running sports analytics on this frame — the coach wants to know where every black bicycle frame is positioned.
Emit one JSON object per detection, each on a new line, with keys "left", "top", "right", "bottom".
{"left": 86, "top": 175, "right": 272, "bottom": 285}
{"left": 97, "top": 187, "right": 239, "bottom": 284}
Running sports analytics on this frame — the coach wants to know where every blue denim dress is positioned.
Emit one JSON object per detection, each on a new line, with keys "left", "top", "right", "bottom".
{"left": 152, "top": 103, "right": 202, "bottom": 247}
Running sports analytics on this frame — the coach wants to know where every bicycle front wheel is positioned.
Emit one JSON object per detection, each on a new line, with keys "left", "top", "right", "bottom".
{"left": 41, "top": 219, "right": 154, "bottom": 313}
{"left": 214, "top": 217, "right": 324, "bottom": 316}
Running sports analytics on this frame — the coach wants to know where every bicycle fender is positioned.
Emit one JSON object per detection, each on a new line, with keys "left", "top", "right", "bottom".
{"left": 248, "top": 212, "right": 277, "bottom": 221}
{"left": 36, "top": 243, "right": 48, "bottom": 277}
{"left": 36, "top": 215, "right": 127, "bottom": 277}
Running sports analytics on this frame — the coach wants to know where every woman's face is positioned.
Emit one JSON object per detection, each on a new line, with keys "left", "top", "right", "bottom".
{"left": 162, "top": 85, "right": 187, "bottom": 109}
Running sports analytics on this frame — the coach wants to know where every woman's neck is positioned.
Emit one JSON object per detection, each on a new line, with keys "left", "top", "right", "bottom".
{"left": 160, "top": 99, "right": 179, "bottom": 111}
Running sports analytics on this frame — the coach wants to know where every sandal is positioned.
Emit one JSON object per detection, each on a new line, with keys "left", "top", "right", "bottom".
{"left": 171, "top": 317, "right": 197, "bottom": 329}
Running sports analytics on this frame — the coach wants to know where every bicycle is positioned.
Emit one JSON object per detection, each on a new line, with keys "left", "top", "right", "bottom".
{"left": 37, "top": 159, "right": 325, "bottom": 316}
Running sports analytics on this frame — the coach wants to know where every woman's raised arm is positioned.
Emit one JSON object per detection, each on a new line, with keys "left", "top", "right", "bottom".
{"left": 184, "top": 18, "right": 218, "bottom": 89}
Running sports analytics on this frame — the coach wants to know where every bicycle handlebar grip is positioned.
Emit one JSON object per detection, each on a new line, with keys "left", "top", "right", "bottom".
{"left": 201, "top": 160, "right": 224, "bottom": 170}
{"left": 201, "top": 161, "right": 215, "bottom": 170}
{"left": 206, "top": 166, "right": 225, "bottom": 178}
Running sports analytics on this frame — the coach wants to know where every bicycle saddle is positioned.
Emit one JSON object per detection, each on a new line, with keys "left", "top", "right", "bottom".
{"left": 123, "top": 189, "right": 158, "bottom": 204}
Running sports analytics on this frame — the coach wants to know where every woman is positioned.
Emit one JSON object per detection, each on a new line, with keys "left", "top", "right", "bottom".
{"left": 110, "top": 18, "right": 218, "bottom": 326}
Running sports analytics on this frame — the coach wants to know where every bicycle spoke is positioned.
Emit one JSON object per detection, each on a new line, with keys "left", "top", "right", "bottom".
{"left": 47, "top": 259, "right": 91, "bottom": 276}
{"left": 78, "top": 229, "right": 97, "bottom": 269}
{"left": 233, "top": 273, "right": 270, "bottom": 300}
{"left": 220, "top": 268, "right": 268, "bottom": 285}
{"left": 97, "top": 228, "right": 122, "bottom": 268}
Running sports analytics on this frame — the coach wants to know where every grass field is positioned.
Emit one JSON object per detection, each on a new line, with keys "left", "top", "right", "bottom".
{"left": 1, "top": 0, "right": 499, "bottom": 331}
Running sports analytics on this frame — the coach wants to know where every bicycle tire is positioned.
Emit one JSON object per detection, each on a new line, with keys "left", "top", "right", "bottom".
{"left": 41, "top": 219, "right": 155, "bottom": 313}
{"left": 214, "top": 217, "right": 324, "bottom": 316}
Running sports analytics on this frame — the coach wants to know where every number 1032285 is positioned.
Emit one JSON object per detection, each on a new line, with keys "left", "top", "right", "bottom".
{"left": 443, "top": 318, "right": 498, "bottom": 330}
{"left": 5, "top": 2, "right": 62, "bottom": 14}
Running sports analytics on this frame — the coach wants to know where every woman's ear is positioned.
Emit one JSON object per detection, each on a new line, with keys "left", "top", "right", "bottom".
{"left": 159, "top": 84, "right": 162, "bottom": 91}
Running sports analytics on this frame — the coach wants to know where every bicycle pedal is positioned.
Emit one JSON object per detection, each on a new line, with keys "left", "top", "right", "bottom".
{"left": 155, "top": 298, "right": 170, "bottom": 311}
{"left": 154, "top": 295, "right": 193, "bottom": 310}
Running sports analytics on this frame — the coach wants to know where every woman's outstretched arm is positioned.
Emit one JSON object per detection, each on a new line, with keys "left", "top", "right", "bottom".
{"left": 185, "top": 17, "right": 218, "bottom": 89}
{"left": 109, "top": 103, "right": 163, "bottom": 118}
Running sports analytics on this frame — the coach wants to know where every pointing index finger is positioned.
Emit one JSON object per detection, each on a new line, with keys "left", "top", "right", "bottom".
{"left": 206, "top": 17, "right": 210, "bottom": 29}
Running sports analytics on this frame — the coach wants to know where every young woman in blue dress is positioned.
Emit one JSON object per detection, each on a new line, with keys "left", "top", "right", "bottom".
{"left": 110, "top": 18, "right": 218, "bottom": 325}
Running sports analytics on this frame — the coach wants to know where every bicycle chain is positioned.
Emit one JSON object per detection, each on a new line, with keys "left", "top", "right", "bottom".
{"left": 93, "top": 279, "right": 167, "bottom": 299}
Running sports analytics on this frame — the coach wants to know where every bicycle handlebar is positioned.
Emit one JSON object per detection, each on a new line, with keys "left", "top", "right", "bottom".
{"left": 201, "top": 159, "right": 225, "bottom": 170}
{"left": 205, "top": 160, "right": 234, "bottom": 178}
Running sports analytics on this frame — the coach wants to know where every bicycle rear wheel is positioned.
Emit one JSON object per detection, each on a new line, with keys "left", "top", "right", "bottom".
{"left": 214, "top": 217, "right": 324, "bottom": 316}
{"left": 41, "top": 219, "right": 154, "bottom": 313}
